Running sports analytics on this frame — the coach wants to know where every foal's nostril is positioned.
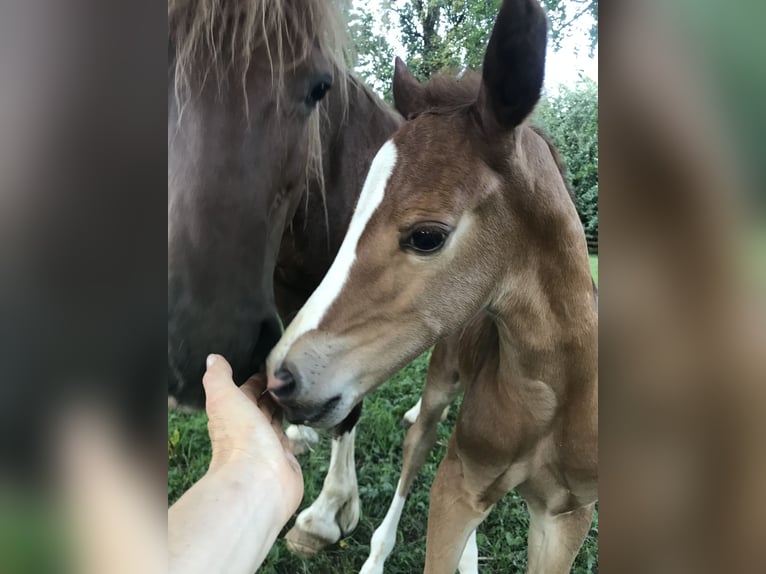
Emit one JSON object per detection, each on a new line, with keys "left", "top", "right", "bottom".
{"left": 271, "top": 366, "right": 298, "bottom": 400}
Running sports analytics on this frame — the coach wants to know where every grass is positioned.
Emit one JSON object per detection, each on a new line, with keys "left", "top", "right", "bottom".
{"left": 168, "top": 258, "right": 599, "bottom": 573}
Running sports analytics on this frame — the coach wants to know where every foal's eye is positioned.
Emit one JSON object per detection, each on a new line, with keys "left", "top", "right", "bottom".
{"left": 306, "top": 78, "right": 332, "bottom": 107}
{"left": 402, "top": 226, "right": 450, "bottom": 254}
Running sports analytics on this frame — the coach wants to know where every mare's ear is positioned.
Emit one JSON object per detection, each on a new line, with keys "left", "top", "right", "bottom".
{"left": 475, "top": 0, "right": 548, "bottom": 135}
{"left": 393, "top": 57, "right": 427, "bottom": 118}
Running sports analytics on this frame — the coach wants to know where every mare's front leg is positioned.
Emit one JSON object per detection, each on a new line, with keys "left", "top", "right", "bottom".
{"left": 285, "top": 409, "right": 362, "bottom": 557}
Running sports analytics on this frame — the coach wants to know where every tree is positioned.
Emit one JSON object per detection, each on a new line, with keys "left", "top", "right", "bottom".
{"left": 348, "top": 0, "right": 598, "bottom": 100}
{"left": 345, "top": 0, "right": 503, "bottom": 99}
{"left": 346, "top": 1, "right": 397, "bottom": 99}
{"left": 542, "top": 0, "right": 598, "bottom": 55}
{"left": 389, "top": 0, "right": 502, "bottom": 81}
{"left": 533, "top": 78, "right": 599, "bottom": 252}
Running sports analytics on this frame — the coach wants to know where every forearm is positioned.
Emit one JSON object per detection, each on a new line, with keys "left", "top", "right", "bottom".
{"left": 169, "top": 465, "right": 286, "bottom": 574}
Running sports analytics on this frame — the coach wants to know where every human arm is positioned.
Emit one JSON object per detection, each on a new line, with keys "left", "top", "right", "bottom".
{"left": 168, "top": 355, "right": 303, "bottom": 574}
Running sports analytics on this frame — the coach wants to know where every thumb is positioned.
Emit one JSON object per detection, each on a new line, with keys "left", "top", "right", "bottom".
{"left": 202, "top": 354, "right": 235, "bottom": 403}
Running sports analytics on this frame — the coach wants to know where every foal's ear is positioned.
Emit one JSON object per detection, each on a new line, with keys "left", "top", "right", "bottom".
{"left": 475, "top": 0, "right": 547, "bottom": 134}
{"left": 393, "top": 57, "right": 427, "bottom": 119}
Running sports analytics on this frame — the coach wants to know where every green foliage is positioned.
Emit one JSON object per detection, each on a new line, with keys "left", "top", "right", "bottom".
{"left": 346, "top": 1, "right": 397, "bottom": 100}
{"left": 389, "top": 0, "right": 502, "bottom": 81}
{"left": 0, "top": 496, "right": 67, "bottom": 574}
{"left": 348, "top": 0, "right": 502, "bottom": 97}
{"left": 542, "top": 0, "right": 598, "bottom": 55}
{"left": 534, "top": 78, "right": 599, "bottom": 252}
{"left": 167, "top": 410, "right": 211, "bottom": 504}
{"left": 347, "top": 0, "right": 598, "bottom": 99}
{"left": 168, "top": 337, "right": 600, "bottom": 572}
{"left": 590, "top": 254, "right": 598, "bottom": 284}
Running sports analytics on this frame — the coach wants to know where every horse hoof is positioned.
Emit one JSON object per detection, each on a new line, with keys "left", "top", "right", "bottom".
{"left": 286, "top": 425, "right": 319, "bottom": 455}
{"left": 284, "top": 525, "right": 335, "bottom": 557}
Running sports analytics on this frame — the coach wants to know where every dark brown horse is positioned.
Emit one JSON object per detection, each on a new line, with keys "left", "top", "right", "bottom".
{"left": 267, "top": 0, "right": 598, "bottom": 571}
{"left": 168, "top": 0, "right": 427, "bottom": 561}
{"left": 168, "top": 0, "right": 401, "bottom": 404}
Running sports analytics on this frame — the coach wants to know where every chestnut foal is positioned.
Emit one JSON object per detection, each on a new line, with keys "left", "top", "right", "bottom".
{"left": 267, "top": 0, "right": 597, "bottom": 571}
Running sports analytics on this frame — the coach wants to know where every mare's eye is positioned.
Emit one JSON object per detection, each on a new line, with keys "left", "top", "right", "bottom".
{"left": 403, "top": 226, "right": 450, "bottom": 254}
{"left": 306, "top": 78, "right": 332, "bottom": 107}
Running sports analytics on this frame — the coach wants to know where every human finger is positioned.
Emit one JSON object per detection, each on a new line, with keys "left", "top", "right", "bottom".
{"left": 241, "top": 376, "right": 280, "bottom": 424}
{"left": 201, "top": 354, "right": 235, "bottom": 402}
{"left": 239, "top": 373, "right": 267, "bottom": 402}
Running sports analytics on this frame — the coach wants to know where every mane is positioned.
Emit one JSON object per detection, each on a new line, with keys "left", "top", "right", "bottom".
{"left": 169, "top": 0, "right": 352, "bottom": 226}
{"left": 414, "top": 69, "right": 483, "bottom": 116}
{"left": 529, "top": 125, "right": 576, "bottom": 202}
{"left": 168, "top": 0, "right": 348, "bottom": 105}
{"left": 415, "top": 70, "right": 574, "bottom": 202}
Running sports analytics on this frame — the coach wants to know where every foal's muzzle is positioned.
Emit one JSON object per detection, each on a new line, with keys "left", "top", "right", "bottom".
{"left": 267, "top": 362, "right": 345, "bottom": 427}
{"left": 270, "top": 365, "right": 299, "bottom": 401}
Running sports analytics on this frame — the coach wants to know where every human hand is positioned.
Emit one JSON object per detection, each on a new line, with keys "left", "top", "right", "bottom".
{"left": 202, "top": 354, "right": 303, "bottom": 523}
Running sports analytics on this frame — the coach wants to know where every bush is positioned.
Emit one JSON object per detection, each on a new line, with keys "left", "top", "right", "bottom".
{"left": 534, "top": 79, "right": 599, "bottom": 253}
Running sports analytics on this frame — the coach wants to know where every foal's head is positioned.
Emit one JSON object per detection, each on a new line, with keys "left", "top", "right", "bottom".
{"left": 267, "top": 0, "right": 585, "bottom": 427}
{"left": 167, "top": 0, "right": 346, "bottom": 404}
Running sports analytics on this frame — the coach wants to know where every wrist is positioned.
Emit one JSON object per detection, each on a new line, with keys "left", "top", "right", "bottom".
{"left": 205, "top": 460, "right": 294, "bottom": 526}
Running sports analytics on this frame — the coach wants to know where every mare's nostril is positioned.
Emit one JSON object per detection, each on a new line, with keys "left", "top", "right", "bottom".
{"left": 272, "top": 366, "right": 298, "bottom": 400}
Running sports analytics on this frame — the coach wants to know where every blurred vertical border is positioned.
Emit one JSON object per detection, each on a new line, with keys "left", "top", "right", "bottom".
{"left": 0, "top": 1, "right": 166, "bottom": 573}
{"left": 600, "top": 0, "right": 765, "bottom": 572}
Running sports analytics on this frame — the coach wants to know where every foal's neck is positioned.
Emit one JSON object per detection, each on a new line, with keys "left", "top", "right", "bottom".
{"left": 489, "top": 246, "right": 597, "bottom": 398}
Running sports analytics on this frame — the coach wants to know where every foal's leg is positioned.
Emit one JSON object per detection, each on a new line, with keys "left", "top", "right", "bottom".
{"left": 402, "top": 397, "right": 452, "bottom": 427}
{"left": 422, "top": 441, "right": 503, "bottom": 574}
{"left": 457, "top": 529, "right": 480, "bottom": 574}
{"left": 360, "top": 339, "right": 464, "bottom": 574}
{"left": 524, "top": 500, "right": 595, "bottom": 574}
{"left": 285, "top": 428, "right": 360, "bottom": 556}
{"left": 401, "top": 397, "right": 422, "bottom": 426}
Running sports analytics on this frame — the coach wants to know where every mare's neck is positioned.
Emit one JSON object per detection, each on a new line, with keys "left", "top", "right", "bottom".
{"left": 324, "top": 74, "right": 404, "bottom": 173}
{"left": 309, "top": 72, "right": 403, "bottom": 245}
{"left": 275, "top": 74, "right": 402, "bottom": 311}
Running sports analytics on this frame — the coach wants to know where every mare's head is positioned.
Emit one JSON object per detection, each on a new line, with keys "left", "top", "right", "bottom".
{"left": 264, "top": 0, "right": 587, "bottom": 427}
{"left": 168, "top": 0, "right": 345, "bottom": 405}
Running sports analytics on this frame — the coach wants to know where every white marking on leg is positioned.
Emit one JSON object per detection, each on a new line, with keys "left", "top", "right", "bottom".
{"left": 458, "top": 530, "right": 479, "bottom": 574}
{"left": 289, "top": 429, "right": 359, "bottom": 549}
{"left": 268, "top": 141, "right": 398, "bottom": 371}
{"left": 359, "top": 480, "right": 407, "bottom": 574}
{"left": 402, "top": 397, "right": 422, "bottom": 425}
{"left": 440, "top": 404, "right": 451, "bottom": 421}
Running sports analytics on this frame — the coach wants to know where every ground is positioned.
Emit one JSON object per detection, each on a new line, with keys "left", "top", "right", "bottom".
{"left": 168, "top": 256, "right": 600, "bottom": 573}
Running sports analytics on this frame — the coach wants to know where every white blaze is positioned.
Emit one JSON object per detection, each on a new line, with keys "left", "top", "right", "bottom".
{"left": 268, "top": 140, "right": 398, "bottom": 371}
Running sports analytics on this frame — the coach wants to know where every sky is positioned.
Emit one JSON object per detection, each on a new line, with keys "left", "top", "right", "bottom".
{"left": 543, "top": 5, "right": 598, "bottom": 92}
{"left": 357, "top": 0, "right": 598, "bottom": 93}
